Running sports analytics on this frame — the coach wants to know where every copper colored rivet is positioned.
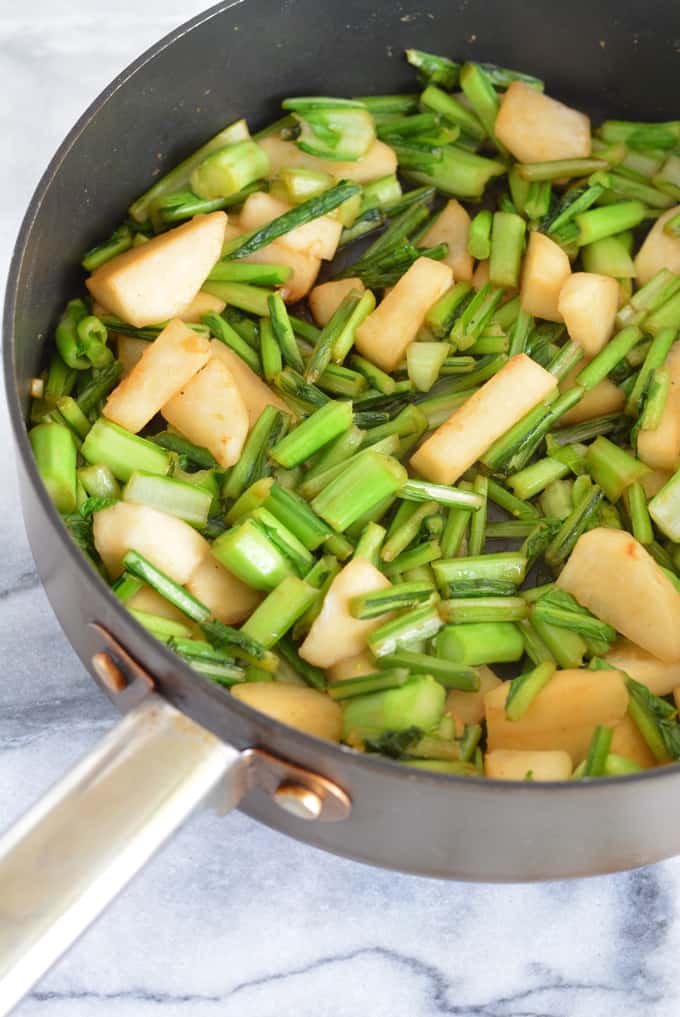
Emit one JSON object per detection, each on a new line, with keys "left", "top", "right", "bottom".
{"left": 92, "top": 652, "right": 127, "bottom": 694}
{"left": 273, "top": 782, "right": 323, "bottom": 821}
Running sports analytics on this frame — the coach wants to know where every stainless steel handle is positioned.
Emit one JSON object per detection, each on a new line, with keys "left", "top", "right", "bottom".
{"left": 0, "top": 694, "right": 248, "bottom": 1016}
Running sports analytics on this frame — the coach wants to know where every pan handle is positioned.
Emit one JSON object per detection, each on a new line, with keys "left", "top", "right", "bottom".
{"left": 0, "top": 693, "right": 248, "bottom": 1016}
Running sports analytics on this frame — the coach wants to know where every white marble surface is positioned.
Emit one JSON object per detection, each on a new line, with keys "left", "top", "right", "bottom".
{"left": 1, "top": 4, "right": 679, "bottom": 1015}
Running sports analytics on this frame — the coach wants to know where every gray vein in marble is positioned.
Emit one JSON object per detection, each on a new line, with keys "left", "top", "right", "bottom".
{"left": 24, "top": 944, "right": 659, "bottom": 1017}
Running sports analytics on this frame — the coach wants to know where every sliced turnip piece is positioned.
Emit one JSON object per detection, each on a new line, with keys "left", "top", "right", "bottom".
{"left": 556, "top": 527, "right": 680, "bottom": 661}
{"left": 557, "top": 272, "right": 619, "bottom": 356}
{"left": 161, "top": 355, "right": 249, "bottom": 468}
{"left": 103, "top": 318, "right": 211, "bottom": 433}
{"left": 485, "top": 668, "right": 628, "bottom": 763}
{"left": 93, "top": 501, "right": 209, "bottom": 581}
{"left": 299, "top": 557, "right": 392, "bottom": 668}
{"left": 86, "top": 211, "right": 227, "bottom": 327}
{"left": 495, "top": 81, "right": 591, "bottom": 163}
{"left": 520, "top": 230, "right": 571, "bottom": 323}
{"left": 411, "top": 353, "right": 557, "bottom": 484}
{"left": 354, "top": 256, "right": 453, "bottom": 372}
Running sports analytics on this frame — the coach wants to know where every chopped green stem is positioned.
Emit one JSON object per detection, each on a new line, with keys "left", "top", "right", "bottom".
{"left": 545, "top": 485, "right": 604, "bottom": 568}
{"left": 433, "top": 552, "right": 527, "bottom": 593}
{"left": 350, "top": 581, "right": 436, "bottom": 619}
{"left": 582, "top": 233, "right": 636, "bottom": 277}
{"left": 524, "top": 180, "right": 552, "bottom": 222}
{"left": 378, "top": 650, "right": 479, "bottom": 690}
{"left": 518, "top": 618, "right": 556, "bottom": 666}
{"left": 331, "top": 290, "right": 376, "bottom": 363}
{"left": 585, "top": 436, "right": 648, "bottom": 501}
{"left": 123, "top": 549, "right": 211, "bottom": 622}
{"left": 250, "top": 506, "right": 314, "bottom": 577}
{"left": 112, "top": 572, "right": 144, "bottom": 603}
{"left": 208, "top": 260, "right": 291, "bottom": 287}
{"left": 419, "top": 84, "right": 485, "bottom": 138}
{"left": 436, "top": 621, "right": 524, "bottom": 666}
{"left": 626, "top": 326, "right": 676, "bottom": 415}
{"left": 123, "top": 471, "right": 211, "bottom": 526}
{"left": 305, "top": 290, "right": 362, "bottom": 383}
{"left": 328, "top": 669, "right": 410, "bottom": 701}
{"left": 439, "top": 486, "right": 474, "bottom": 558}
{"left": 29, "top": 423, "right": 78, "bottom": 513}
{"left": 486, "top": 477, "right": 539, "bottom": 521}
{"left": 604, "top": 753, "right": 643, "bottom": 776}
{"left": 481, "top": 388, "right": 583, "bottom": 475}
{"left": 508, "top": 458, "right": 569, "bottom": 500}
{"left": 450, "top": 284, "right": 504, "bottom": 350}
{"left": 460, "top": 62, "right": 504, "bottom": 149}
{"left": 79, "top": 462, "right": 120, "bottom": 501}
{"left": 273, "top": 367, "right": 329, "bottom": 413}
{"left": 508, "top": 308, "right": 534, "bottom": 357}
{"left": 547, "top": 341, "right": 585, "bottom": 381}
{"left": 384, "top": 538, "right": 442, "bottom": 576}
{"left": 81, "top": 418, "right": 169, "bottom": 482}
{"left": 489, "top": 211, "right": 526, "bottom": 289}
{"left": 260, "top": 317, "right": 282, "bottom": 381}
{"left": 56, "top": 396, "right": 92, "bottom": 439}
{"left": 271, "top": 400, "right": 352, "bottom": 468}
{"left": 241, "top": 576, "right": 317, "bottom": 648}
{"left": 552, "top": 413, "right": 628, "bottom": 445}
{"left": 304, "top": 424, "right": 365, "bottom": 483}
{"left": 425, "top": 281, "right": 474, "bottom": 338}
{"left": 485, "top": 520, "right": 538, "bottom": 538}
{"left": 312, "top": 450, "right": 407, "bottom": 532}
{"left": 648, "top": 469, "right": 680, "bottom": 541}
{"left": 625, "top": 678, "right": 673, "bottom": 764}
{"left": 400, "top": 478, "right": 484, "bottom": 511}
{"left": 212, "top": 518, "right": 295, "bottom": 590}
{"left": 576, "top": 200, "right": 647, "bottom": 246}
{"left": 263, "top": 293, "right": 303, "bottom": 373}
{"left": 261, "top": 482, "right": 332, "bottom": 550}
{"left": 505, "top": 662, "right": 556, "bottom": 721}
{"left": 640, "top": 367, "right": 670, "bottom": 430}
{"left": 396, "top": 141, "right": 505, "bottom": 200}
{"left": 223, "top": 406, "right": 288, "bottom": 501}
{"left": 151, "top": 431, "right": 218, "bottom": 469}
{"left": 625, "top": 481, "right": 654, "bottom": 545}
{"left": 439, "top": 596, "right": 528, "bottom": 624}
{"left": 468, "top": 209, "right": 493, "bottom": 259}
{"left": 576, "top": 326, "right": 642, "bottom": 390}
{"left": 353, "top": 521, "right": 387, "bottom": 565}
{"left": 275, "top": 637, "right": 326, "bottom": 689}
{"left": 519, "top": 158, "right": 608, "bottom": 181}
{"left": 349, "top": 354, "right": 396, "bottom": 395}
{"left": 227, "top": 181, "right": 360, "bottom": 259}
{"left": 82, "top": 224, "right": 133, "bottom": 271}
{"left": 406, "top": 50, "right": 460, "bottom": 89}
{"left": 203, "top": 311, "right": 262, "bottom": 373}
{"left": 533, "top": 589, "right": 616, "bottom": 644}
{"left": 368, "top": 604, "right": 443, "bottom": 657}
{"left": 130, "top": 609, "right": 192, "bottom": 642}
{"left": 342, "top": 674, "right": 446, "bottom": 739}
{"left": 467, "top": 474, "right": 488, "bottom": 556}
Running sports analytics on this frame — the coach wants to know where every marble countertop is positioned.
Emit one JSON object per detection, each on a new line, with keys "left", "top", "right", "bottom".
{"left": 0, "top": 4, "right": 678, "bottom": 1015}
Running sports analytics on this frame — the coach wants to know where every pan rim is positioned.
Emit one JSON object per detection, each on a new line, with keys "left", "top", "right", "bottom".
{"left": 3, "top": 0, "right": 678, "bottom": 796}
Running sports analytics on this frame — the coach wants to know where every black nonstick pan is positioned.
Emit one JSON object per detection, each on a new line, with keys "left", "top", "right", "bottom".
{"left": 3, "top": 0, "right": 680, "bottom": 1010}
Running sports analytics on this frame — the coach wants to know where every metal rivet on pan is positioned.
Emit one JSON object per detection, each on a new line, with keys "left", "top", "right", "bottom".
{"left": 273, "top": 782, "right": 324, "bottom": 821}
{"left": 91, "top": 652, "right": 127, "bottom": 694}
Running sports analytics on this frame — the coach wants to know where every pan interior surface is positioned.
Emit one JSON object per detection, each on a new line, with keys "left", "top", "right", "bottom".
{"left": 5, "top": 0, "right": 680, "bottom": 880}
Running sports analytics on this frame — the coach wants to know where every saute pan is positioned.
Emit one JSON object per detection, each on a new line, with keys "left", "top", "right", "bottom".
{"left": 3, "top": 0, "right": 680, "bottom": 1009}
